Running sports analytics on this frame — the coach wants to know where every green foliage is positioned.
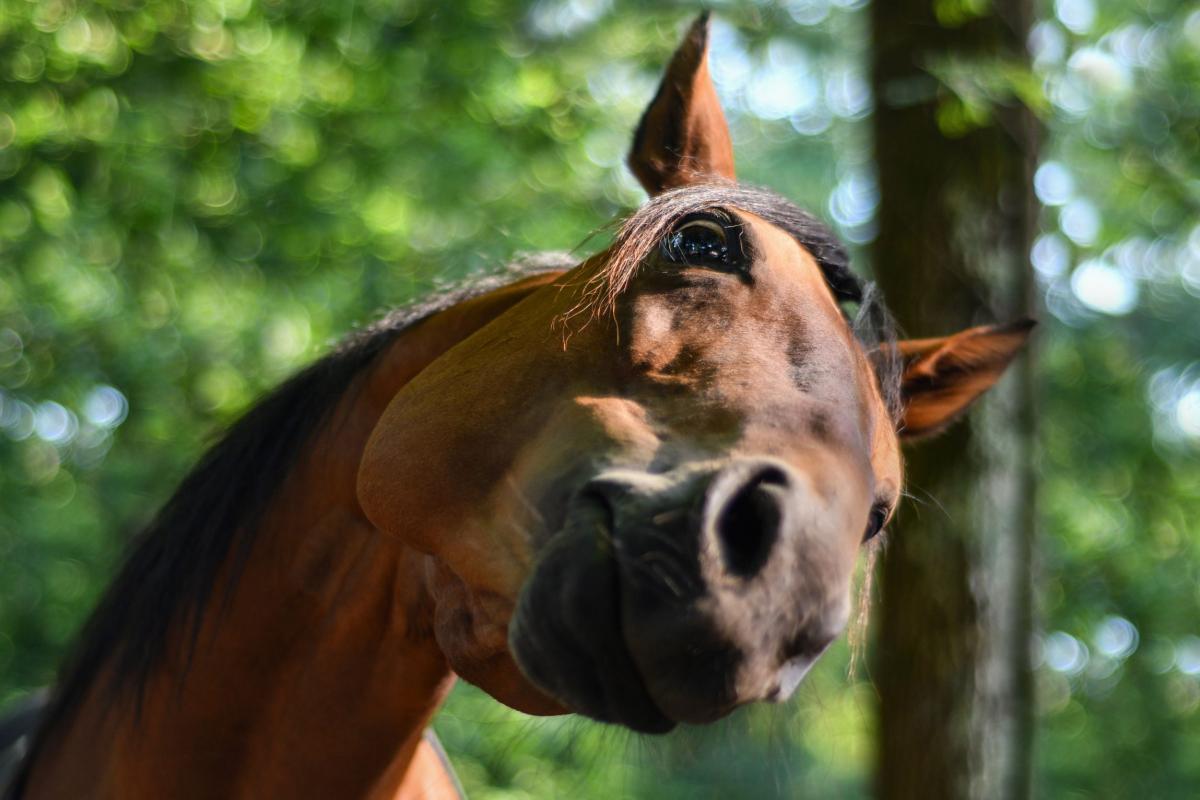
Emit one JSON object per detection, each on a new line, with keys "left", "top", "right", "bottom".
{"left": 437, "top": 641, "right": 876, "bottom": 799}
{"left": 0, "top": 0, "right": 1196, "bottom": 797}
{"left": 1027, "top": 1, "right": 1200, "bottom": 797}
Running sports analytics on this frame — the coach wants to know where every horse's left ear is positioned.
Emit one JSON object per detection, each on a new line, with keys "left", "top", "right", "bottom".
{"left": 628, "top": 12, "right": 736, "bottom": 196}
{"left": 896, "top": 319, "right": 1035, "bottom": 440}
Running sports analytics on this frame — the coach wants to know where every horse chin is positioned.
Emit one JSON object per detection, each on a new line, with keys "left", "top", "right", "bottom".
{"left": 447, "top": 647, "right": 568, "bottom": 717}
{"left": 426, "top": 558, "right": 566, "bottom": 716}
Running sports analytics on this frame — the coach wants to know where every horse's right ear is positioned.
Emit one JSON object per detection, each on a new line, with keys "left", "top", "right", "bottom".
{"left": 628, "top": 13, "right": 736, "bottom": 196}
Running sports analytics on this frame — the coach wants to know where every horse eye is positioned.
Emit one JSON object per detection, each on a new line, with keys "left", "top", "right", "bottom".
{"left": 862, "top": 503, "right": 890, "bottom": 543}
{"left": 660, "top": 216, "right": 742, "bottom": 270}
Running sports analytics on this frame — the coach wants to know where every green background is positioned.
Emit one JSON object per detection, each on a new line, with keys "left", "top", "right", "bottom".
{"left": 1, "top": 0, "right": 1197, "bottom": 797}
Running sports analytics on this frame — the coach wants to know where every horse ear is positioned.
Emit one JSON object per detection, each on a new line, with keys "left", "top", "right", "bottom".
{"left": 896, "top": 319, "right": 1034, "bottom": 440}
{"left": 628, "top": 12, "right": 736, "bottom": 196}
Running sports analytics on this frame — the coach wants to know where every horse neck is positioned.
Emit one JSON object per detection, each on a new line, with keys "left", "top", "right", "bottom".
{"left": 21, "top": 271, "right": 564, "bottom": 800}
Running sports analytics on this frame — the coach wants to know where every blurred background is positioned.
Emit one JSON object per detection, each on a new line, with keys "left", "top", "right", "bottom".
{"left": 0, "top": 0, "right": 1196, "bottom": 797}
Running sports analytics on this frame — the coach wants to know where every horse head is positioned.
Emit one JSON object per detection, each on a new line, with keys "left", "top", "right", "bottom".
{"left": 357, "top": 14, "right": 1031, "bottom": 733}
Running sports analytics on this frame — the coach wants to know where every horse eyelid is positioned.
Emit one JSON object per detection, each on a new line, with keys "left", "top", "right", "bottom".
{"left": 878, "top": 499, "right": 898, "bottom": 526}
{"left": 678, "top": 218, "right": 726, "bottom": 239}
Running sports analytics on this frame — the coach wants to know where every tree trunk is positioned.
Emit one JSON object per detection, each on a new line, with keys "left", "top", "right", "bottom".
{"left": 869, "top": 2, "right": 1037, "bottom": 799}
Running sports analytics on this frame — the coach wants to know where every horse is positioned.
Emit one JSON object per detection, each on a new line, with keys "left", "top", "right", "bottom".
{"left": 5, "top": 13, "right": 1032, "bottom": 799}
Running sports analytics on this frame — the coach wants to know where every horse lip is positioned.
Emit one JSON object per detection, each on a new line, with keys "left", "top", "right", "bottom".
{"left": 510, "top": 499, "right": 677, "bottom": 734}
{"left": 511, "top": 593, "right": 677, "bottom": 734}
{"left": 602, "top": 559, "right": 677, "bottom": 733}
{"left": 583, "top": 489, "right": 746, "bottom": 729}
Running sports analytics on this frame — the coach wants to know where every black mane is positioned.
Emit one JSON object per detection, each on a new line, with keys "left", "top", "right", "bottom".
{"left": 8, "top": 256, "right": 573, "bottom": 798}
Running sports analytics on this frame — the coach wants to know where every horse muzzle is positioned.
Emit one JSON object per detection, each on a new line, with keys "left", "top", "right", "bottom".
{"left": 509, "top": 458, "right": 854, "bottom": 732}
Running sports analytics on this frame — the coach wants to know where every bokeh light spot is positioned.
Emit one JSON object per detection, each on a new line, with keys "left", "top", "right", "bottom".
{"left": 34, "top": 401, "right": 77, "bottom": 445}
{"left": 1070, "top": 259, "right": 1138, "bottom": 315}
{"left": 83, "top": 385, "right": 128, "bottom": 429}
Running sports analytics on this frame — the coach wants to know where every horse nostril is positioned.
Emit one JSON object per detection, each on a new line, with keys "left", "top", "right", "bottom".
{"left": 713, "top": 465, "right": 789, "bottom": 579}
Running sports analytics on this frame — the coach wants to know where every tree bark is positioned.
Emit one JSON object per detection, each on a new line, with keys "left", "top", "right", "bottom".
{"left": 870, "top": 2, "right": 1037, "bottom": 799}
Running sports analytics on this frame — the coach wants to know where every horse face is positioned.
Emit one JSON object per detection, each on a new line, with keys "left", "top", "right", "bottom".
{"left": 357, "top": 13, "right": 1030, "bottom": 732}
{"left": 505, "top": 204, "right": 902, "bottom": 731}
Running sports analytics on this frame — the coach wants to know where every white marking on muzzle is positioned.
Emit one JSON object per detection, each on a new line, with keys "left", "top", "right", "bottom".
{"left": 775, "top": 655, "right": 817, "bottom": 702}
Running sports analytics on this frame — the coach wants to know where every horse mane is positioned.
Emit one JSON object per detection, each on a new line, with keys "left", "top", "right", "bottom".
{"left": 8, "top": 254, "right": 575, "bottom": 799}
